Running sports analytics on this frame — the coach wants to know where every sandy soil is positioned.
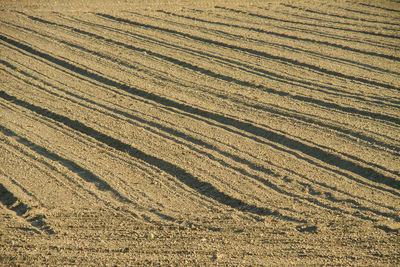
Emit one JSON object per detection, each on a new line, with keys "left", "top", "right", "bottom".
{"left": 0, "top": 0, "right": 399, "bottom": 265}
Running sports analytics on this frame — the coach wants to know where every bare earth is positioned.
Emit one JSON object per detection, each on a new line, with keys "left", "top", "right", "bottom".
{"left": 0, "top": 0, "right": 399, "bottom": 265}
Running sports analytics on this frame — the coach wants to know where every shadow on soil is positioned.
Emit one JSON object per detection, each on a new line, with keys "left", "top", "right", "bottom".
{"left": 0, "top": 91, "right": 301, "bottom": 222}
{"left": 0, "top": 125, "right": 132, "bottom": 204}
{"left": 0, "top": 183, "right": 55, "bottom": 234}
{"left": 0, "top": 34, "right": 398, "bottom": 196}
{"left": 2, "top": 58, "right": 398, "bottom": 222}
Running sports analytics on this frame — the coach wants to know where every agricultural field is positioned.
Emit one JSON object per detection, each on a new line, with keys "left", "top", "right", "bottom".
{"left": 0, "top": 0, "right": 399, "bottom": 265}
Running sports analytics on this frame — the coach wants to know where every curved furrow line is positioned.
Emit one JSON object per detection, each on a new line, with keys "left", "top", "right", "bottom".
{"left": 3, "top": 34, "right": 399, "bottom": 201}
{"left": 218, "top": 6, "right": 400, "bottom": 41}
{"left": 145, "top": 8, "right": 398, "bottom": 53}
{"left": 52, "top": 15, "right": 400, "bottom": 110}
{"left": 121, "top": 10, "right": 400, "bottom": 90}
{"left": 0, "top": 118, "right": 139, "bottom": 211}
{"left": 0, "top": 40, "right": 152, "bottom": 109}
{"left": 92, "top": 13, "right": 400, "bottom": 89}
{"left": 128, "top": 9, "right": 396, "bottom": 53}
{"left": 359, "top": 2, "right": 400, "bottom": 13}
{"left": 0, "top": 142, "right": 151, "bottom": 224}
{"left": 0, "top": 182, "right": 55, "bottom": 235}
{"left": 0, "top": 123, "right": 186, "bottom": 224}
{"left": 5, "top": 51, "right": 397, "bottom": 218}
{"left": 2, "top": 68, "right": 397, "bottom": 224}
{"left": 0, "top": 68, "right": 219, "bottom": 219}
{"left": 22, "top": 7, "right": 400, "bottom": 102}
{"left": 336, "top": 4, "right": 400, "bottom": 19}
{"left": 119, "top": 11, "right": 400, "bottom": 87}
{"left": 128, "top": 110, "right": 400, "bottom": 221}
{"left": 127, "top": 102, "right": 399, "bottom": 213}
{"left": 134, "top": 9, "right": 399, "bottom": 54}
{"left": 1, "top": 125, "right": 132, "bottom": 204}
{"left": 1, "top": 34, "right": 398, "bottom": 195}
{"left": 213, "top": 6, "right": 400, "bottom": 47}
{"left": 0, "top": 169, "right": 44, "bottom": 206}
{"left": 135, "top": 97, "right": 400, "bottom": 199}
{"left": 1, "top": 72, "right": 266, "bottom": 219}
{"left": 261, "top": 5, "right": 400, "bottom": 35}
{"left": 2, "top": 23, "right": 396, "bottom": 203}
{"left": 203, "top": 9, "right": 400, "bottom": 61}
{"left": 8, "top": 56, "right": 399, "bottom": 223}
{"left": 6, "top": 17, "right": 399, "bottom": 129}
{"left": 257, "top": 120, "right": 399, "bottom": 178}
{"left": 0, "top": 57, "right": 324, "bottom": 221}
{"left": 1, "top": 102, "right": 219, "bottom": 225}
{"left": 271, "top": 9, "right": 400, "bottom": 45}
{"left": 19, "top": 14, "right": 399, "bottom": 120}
{"left": 0, "top": 87, "right": 162, "bottom": 210}
{"left": 0, "top": 91, "right": 301, "bottom": 222}
{"left": 273, "top": 6, "right": 399, "bottom": 31}
{"left": 154, "top": 10, "right": 400, "bottom": 77}
{"left": 0, "top": 125, "right": 91, "bottom": 202}
{"left": 281, "top": 3, "right": 400, "bottom": 28}
{"left": 115, "top": 12, "right": 399, "bottom": 108}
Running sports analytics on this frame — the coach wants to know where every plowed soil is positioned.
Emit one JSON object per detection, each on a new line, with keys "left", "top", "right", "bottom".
{"left": 1, "top": 0, "right": 399, "bottom": 265}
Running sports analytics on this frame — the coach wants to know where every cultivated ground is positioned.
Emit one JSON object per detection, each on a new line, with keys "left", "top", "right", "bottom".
{"left": 0, "top": 0, "right": 399, "bottom": 265}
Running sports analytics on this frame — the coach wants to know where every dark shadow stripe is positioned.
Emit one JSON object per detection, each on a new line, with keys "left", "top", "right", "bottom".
{"left": 0, "top": 125, "right": 132, "bottom": 204}
{"left": 282, "top": 4, "right": 400, "bottom": 27}
{"left": 211, "top": 7, "right": 400, "bottom": 62}
{"left": 360, "top": 2, "right": 400, "bottom": 13}
{"left": 95, "top": 13, "right": 400, "bottom": 88}
{"left": 341, "top": 6, "right": 399, "bottom": 18}
{"left": 9, "top": 18, "right": 400, "bottom": 126}
{"left": 215, "top": 6, "right": 400, "bottom": 40}
{"left": 54, "top": 14, "right": 400, "bottom": 106}
{"left": 1, "top": 35, "right": 398, "bottom": 192}
{"left": 156, "top": 10, "right": 400, "bottom": 77}
{"left": 0, "top": 183, "right": 54, "bottom": 234}
{"left": 3, "top": 60, "right": 396, "bottom": 221}
{"left": 0, "top": 91, "right": 295, "bottom": 220}
{"left": 7, "top": 19, "right": 397, "bottom": 153}
{"left": 274, "top": 7, "right": 398, "bottom": 31}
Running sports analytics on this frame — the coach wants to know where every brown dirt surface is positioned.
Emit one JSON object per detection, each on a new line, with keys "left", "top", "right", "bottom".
{"left": 1, "top": 0, "right": 399, "bottom": 265}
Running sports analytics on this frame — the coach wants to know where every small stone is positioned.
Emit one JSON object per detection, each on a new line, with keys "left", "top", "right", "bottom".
{"left": 212, "top": 251, "right": 223, "bottom": 261}
{"left": 297, "top": 224, "right": 318, "bottom": 233}
{"left": 146, "top": 232, "right": 155, "bottom": 239}
{"left": 8, "top": 240, "right": 14, "bottom": 245}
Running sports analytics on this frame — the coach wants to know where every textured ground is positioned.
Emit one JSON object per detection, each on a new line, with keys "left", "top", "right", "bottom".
{"left": 0, "top": 0, "right": 399, "bottom": 265}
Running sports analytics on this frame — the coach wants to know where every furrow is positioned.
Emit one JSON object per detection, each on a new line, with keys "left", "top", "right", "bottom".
{"left": 5, "top": 17, "right": 398, "bottom": 154}
{"left": 155, "top": 9, "right": 400, "bottom": 77}
{"left": 93, "top": 13, "right": 399, "bottom": 90}
{"left": 280, "top": 3, "right": 400, "bottom": 27}
{"left": 0, "top": 183, "right": 55, "bottom": 235}
{"left": 1, "top": 91, "right": 300, "bottom": 221}
{"left": 4, "top": 51, "right": 398, "bottom": 221}
{"left": 4, "top": 17, "right": 399, "bottom": 128}
{"left": 0, "top": 35, "right": 398, "bottom": 196}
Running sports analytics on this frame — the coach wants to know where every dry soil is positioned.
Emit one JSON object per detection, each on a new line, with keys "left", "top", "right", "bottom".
{"left": 0, "top": 0, "right": 399, "bottom": 265}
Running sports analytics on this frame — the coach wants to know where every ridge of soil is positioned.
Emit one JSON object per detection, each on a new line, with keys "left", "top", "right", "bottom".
{"left": 1, "top": 0, "right": 399, "bottom": 265}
